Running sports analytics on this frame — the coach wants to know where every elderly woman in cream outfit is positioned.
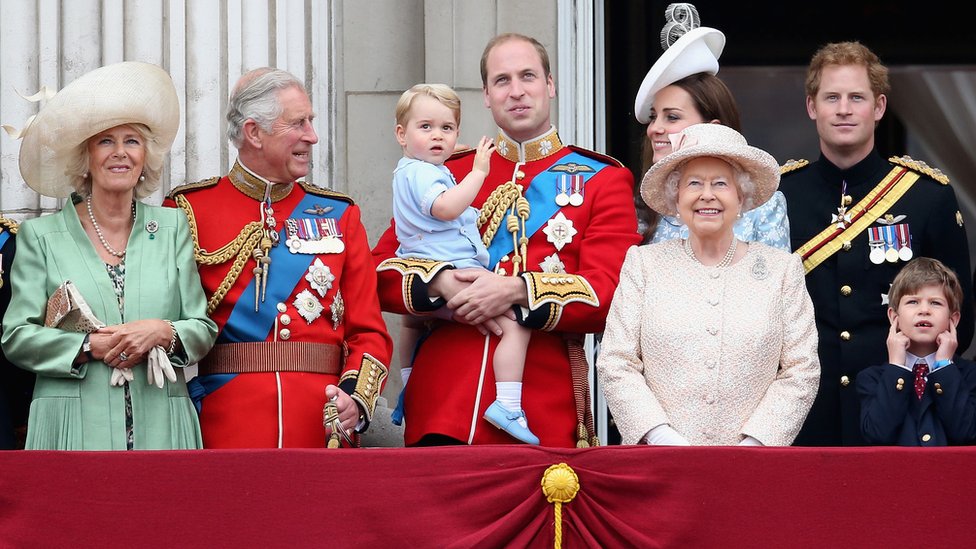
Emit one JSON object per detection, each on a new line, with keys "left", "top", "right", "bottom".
{"left": 597, "top": 123, "right": 819, "bottom": 446}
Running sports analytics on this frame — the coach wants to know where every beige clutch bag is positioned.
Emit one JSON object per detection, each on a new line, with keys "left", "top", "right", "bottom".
{"left": 44, "top": 280, "right": 106, "bottom": 333}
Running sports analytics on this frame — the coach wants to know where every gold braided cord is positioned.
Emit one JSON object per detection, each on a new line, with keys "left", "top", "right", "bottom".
{"left": 541, "top": 463, "right": 580, "bottom": 549}
{"left": 175, "top": 194, "right": 264, "bottom": 315}
{"left": 478, "top": 182, "right": 522, "bottom": 247}
{"left": 206, "top": 230, "right": 262, "bottom": 315}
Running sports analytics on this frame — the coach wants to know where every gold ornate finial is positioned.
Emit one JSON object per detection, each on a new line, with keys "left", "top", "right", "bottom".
{"left": 541, "top": 463, "right": 580, "bottom": 549}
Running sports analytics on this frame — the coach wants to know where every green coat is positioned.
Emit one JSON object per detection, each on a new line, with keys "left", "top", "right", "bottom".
{"left": 1, "top": 198, "right": 217, "bottom": 450}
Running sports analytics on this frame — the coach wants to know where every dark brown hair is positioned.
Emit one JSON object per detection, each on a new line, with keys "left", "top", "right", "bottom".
{"left": 889, "top": 257, "right": 963, "bottom": 314}
{"left": 637, "top": 73, "right": 742, "bottom": 243}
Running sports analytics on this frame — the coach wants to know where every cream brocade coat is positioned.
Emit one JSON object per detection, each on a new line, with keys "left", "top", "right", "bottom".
{"left": 597, "top": 240, "right": 820, "bottom": 446}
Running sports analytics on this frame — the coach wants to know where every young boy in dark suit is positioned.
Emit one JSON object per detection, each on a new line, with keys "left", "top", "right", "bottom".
{"left": 858, "top": 258, "right": 976, "bottom": 446}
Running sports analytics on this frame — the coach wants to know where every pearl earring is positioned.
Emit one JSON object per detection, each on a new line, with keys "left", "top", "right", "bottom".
{"left": 139, "top": 173, "right": 146, "bottom": 182}
{"left": 737, "top": 210, "right": 742, "bottom": 219}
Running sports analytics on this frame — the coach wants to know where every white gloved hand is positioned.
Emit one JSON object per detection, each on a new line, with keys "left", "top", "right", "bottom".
{"left": 146, "top": 346, "right": 177, "bottom": 389}
{"left": 643, "top": 424, "right": 691, "bottom": 446}
{"left": 110, "top": 367, "right": 135, "bottom": 387}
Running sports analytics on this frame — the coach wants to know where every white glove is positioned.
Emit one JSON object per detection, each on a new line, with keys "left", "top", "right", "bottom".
{"left": 643, "top": 424, "right": 691, "bottom": 446}
{"left": 146, "top": 345, "right": 177, "bottom": 389}
{"left": 110, "top": 367, "right": 134, "bottom": 387}
{"left": 738, "top": 435, "right": 764, "bottom": 446}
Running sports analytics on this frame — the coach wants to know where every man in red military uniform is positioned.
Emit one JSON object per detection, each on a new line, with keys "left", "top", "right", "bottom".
{"left": 373, "top": 34, "right": 639, "bottom": 447}
{"left": 167, "top": 68, "right": 391, "bottom": 448}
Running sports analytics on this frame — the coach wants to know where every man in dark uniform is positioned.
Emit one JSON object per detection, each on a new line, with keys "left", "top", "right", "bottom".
{"left": 0, "top": 216, "right": 34, "bottom": 449}
{"left": 780, "top": 41, "right": 973, "bottom": 446}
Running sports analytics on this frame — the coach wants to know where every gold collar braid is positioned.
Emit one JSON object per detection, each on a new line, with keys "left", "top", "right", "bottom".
{"left": 228, "top": 160, "right": 295, "bottom": 202}
{"left": 494, "top": 127, "right": 564, "bottom": 163}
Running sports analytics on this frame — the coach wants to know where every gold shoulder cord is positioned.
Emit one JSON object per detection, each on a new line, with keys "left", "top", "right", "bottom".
{"left": 478, "top": 165, "right": 530, "bottom": 275}
{"left": 175, "top": 194, "right": 263, "bottom": 314}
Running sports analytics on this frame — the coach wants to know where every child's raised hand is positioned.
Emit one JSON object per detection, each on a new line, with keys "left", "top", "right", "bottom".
{"left": 886, "top": 314, "right": 910, "bottom": 367}
{"left": 936, "top": 318, "right": 958, "bottom": 362}
{"left": 472, "top": 136, "right": 495, "bottom": 176}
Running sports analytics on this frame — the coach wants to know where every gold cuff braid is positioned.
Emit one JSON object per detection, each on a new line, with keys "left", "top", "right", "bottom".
{"left": 521, "top": 272, "right": 599, "bottom": 311}
{"left": 348, "top": 354, "right": 389, "bottom": 422}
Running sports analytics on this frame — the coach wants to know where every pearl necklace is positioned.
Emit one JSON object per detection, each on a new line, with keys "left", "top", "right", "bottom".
{"left": 684, "top": 237, "right": 737, "bottom": 268}
{"left": 86, "top": 194, "right": 135, "bottom": 258}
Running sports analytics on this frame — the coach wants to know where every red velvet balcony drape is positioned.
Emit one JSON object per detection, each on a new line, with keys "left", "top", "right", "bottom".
{"left": 1, "top": 445, "right": 973, "bottom": 547}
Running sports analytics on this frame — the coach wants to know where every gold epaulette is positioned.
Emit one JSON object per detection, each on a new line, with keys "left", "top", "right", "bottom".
{"left": 567, "top": 145, "right": 625, "bottom": 168}
{"left": 889, "top": 155, "right": 950, "bottom": 185}
{"left": 780, "top": 159, "right": 809, "bottom": 175}
{"left": 167, "top": 176, "right": 220, "bottom": 199}
{"left": 298, "top": 180, "right": 355, "bottom": 204}
{"left": 0, "top": 216, "right": 18, "bottom": 234}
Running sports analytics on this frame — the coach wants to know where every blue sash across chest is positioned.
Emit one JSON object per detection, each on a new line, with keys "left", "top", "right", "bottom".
{"left": 220, "top": 193, "right": 349, "bottom": 343}
{"left": 485, "top": 151, "right": 609, "bottom": 267}
{"left": 0, "top": 230, "right": 10, "bottom": 249}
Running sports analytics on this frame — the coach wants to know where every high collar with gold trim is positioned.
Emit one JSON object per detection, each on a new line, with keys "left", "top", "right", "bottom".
{"left": 494, "top": 126, "right": 564, "bottom": 163}
{"left": 228, "top": 160, "right": 295, "bottom": 203}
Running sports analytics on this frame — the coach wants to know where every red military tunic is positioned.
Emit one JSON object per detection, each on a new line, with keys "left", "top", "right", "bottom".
{"left": 167, "top": 161, "right": 391, "bottom": 448}
{"left": 374, "top": 128, "right": 639, "bottom": 447}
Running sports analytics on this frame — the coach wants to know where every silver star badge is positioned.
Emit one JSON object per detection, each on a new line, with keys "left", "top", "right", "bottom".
{"left": 294, "top": 289, "right": 324, "bottom": 324}
{"left": 331, "top": 290, "right": 344, "bottom": 330}
{"left": 539, "top": 253, "right": 566, "bottom": 274}
{"left": 542, "top": 212, "right": 577, "bottom": 251}
{"left": 305, "top": 258, "right": 334, "bottom": 297}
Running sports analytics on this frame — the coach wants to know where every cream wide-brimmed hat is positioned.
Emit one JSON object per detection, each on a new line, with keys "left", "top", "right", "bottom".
{"left": 17, "top": 61, "right": 179, "bottom": 198}
{"left": 640, "top": 123, "right": 779, "bottom": 217}
{"left": 633, "top": 4, "right": 725, "bottom": 124}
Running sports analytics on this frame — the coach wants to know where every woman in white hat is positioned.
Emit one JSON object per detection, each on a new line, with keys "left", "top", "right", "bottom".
{"left": 633, "top": 3, "right": 791, "bottom": 250}
{"left": 1, "top": 61, "right": 217, "bottom": 450}
{"left": 596, "top": 123, "right": 820, "bottom": 446}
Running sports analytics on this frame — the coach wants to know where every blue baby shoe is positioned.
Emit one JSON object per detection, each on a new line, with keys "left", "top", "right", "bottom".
{"left": 483, "top": 400, "right": 540, "bottom": 445}
{"left": 391, "top": 386, "right": 406, "bottom": 426}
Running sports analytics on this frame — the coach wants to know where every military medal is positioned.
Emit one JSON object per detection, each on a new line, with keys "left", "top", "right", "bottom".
{"left": 882, "top": 226, "right": 899, "bottom": 263}
{"left": 568, "top": 175, "right": 585, "bottom": 207}
{"left": 542, "top": 212, "right": 577, "bottom": 251}
{"left": 294, "top": 289, "right": 324, "bottom": 324}
{"left": 286, "top": 218, "right": 345, "bottom": 254}
{"left": 555, "top": 176, "right": 570, "bottom": 207}
{"left": 868, "top": 227, "right": 886, "bottom": 265}
{"left": 305, "top": 258, "right": 335, "bottom": 297}
{"left": 895, "top": 223, "right": 913, "bottom": 261}
{"left": 330, "top": 290, "right": 344, "bottom": 330}
{"left": 0, "top": 253, "right": 4, "bottom": 289}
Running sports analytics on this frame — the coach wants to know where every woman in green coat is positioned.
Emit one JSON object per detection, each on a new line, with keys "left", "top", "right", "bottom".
{"left": 1, "top": 62, "right": 217, "bottom": 450}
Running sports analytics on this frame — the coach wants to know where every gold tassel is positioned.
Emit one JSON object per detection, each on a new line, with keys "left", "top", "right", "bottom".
{"left": 541, "top": 463, "right": 580, "bottom": 549}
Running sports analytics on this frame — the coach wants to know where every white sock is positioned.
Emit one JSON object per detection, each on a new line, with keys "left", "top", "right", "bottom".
{"left": 400, "top": 367, "right": 412, "bottom": 386}
{"left": 495, "top": 382, "right": 527, "bottom": 428}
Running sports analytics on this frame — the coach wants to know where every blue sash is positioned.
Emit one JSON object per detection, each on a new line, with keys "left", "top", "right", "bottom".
{"left": 219, "top": 193, "right": 349, "bottom": 343}
{"left": 485, "top": 152, "right": 608, "bottom": 267}
{"left": 0, "top": 229, "right": 10, "bottom": 249}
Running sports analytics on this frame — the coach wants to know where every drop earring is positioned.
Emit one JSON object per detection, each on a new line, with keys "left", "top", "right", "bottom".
{"left": 139, "top": 173, "right": 146, "bottom": 182}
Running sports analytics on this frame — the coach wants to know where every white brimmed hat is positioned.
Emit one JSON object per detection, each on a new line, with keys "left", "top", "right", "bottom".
{"left": 640, "top": 123, "right": 779, "bottom": 217}
{"left": 634, "top": 26, "right": 725, "bottom": 124}
{"left": 17, "top": 61, "right": 179, "bottom": 198}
